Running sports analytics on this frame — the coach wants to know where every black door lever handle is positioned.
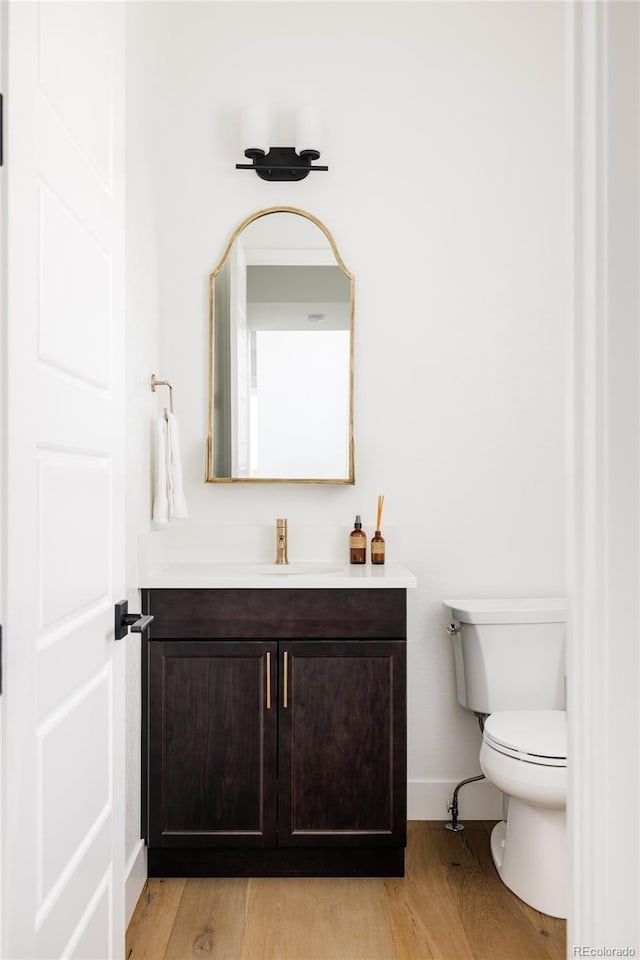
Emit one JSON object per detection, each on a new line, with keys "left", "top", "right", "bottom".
{"left": 114, "top": 600, "right": 154, "bottom": 640}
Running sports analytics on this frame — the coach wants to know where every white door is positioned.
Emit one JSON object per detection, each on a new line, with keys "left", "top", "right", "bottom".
{"left": 3, "top": 3, "right": 126, "bottom": 958}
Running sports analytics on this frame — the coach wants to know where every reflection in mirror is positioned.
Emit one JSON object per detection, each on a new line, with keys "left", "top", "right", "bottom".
{"left": 207, "top": 208, "right": 354, "bottom": 482}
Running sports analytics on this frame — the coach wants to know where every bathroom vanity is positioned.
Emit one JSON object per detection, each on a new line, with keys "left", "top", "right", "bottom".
{"left": 140, "top": 564, "right": 415, "bottom": 877}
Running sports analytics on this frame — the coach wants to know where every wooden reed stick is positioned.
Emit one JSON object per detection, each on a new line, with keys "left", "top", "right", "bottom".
{"left": 376, "top": 495, "right": 384, "bottom": 531}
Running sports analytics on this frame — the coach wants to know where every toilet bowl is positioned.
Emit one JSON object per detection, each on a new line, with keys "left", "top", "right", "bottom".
{"left": 479, "top": 710, "right": 567, "bottom": 919}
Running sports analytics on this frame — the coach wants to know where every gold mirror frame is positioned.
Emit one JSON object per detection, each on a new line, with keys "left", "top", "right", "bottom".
{"left": 206, "top": 206, "right": 355, "bottom": 483}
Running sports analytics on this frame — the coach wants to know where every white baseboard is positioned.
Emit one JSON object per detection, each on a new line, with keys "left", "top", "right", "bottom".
{"left": 408, "top": 777, "right": 503, "bottom": 821}
{"left": 125, "top": 840, "right": 147, "bottom": 927}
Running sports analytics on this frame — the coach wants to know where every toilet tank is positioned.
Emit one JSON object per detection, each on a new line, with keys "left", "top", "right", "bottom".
{"left": 444, "top": 598, "right": 566, "bottom": 715}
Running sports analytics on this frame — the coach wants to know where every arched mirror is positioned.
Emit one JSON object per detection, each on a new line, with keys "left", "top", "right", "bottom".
{"left": 206, "top": 207, "right": 355, "bottom": 483}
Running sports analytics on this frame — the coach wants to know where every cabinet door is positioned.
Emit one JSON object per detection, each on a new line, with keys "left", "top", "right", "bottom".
{"left": 278, "top": 641, "right": 406, "bottom": 847}
{"left": 148, "top": 641, "right": 277, "bottom": 847}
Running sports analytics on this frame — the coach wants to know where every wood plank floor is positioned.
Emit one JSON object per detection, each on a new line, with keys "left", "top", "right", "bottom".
{"left": 126, "top": 822, "right": 566, "bottom": 960}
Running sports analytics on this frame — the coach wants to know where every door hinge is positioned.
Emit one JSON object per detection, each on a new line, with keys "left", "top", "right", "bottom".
{"left": 0, "top": 625, "right": 3, "bottom": 695}
{"left": 0, "top": 94, "right": 4, "bottom": 167}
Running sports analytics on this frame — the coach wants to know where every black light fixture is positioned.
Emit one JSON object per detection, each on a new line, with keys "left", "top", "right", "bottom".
{"left": 236, "top": 106, "right": 328, "bottom": 182}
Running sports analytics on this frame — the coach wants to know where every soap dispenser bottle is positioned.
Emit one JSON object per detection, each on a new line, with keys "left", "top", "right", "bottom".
{"left": 349, "top": 515, "right": 366, "bottom": 564}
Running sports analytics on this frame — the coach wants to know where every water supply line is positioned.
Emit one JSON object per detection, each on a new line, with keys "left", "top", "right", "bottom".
{"left": 445, "top": 770, "right": 486, "bottom": 832}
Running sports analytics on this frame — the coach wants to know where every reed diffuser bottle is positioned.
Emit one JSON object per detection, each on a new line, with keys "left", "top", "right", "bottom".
{"left": 371, "top": 495, "right": 386, "bottom": 565}
{"left": 349, "top": 515, "right": 366, "bottom": 564}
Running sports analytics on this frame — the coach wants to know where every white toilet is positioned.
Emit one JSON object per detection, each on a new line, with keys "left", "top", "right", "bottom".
{"left": 445, "top": 597, "right": 567, "bottom": 919}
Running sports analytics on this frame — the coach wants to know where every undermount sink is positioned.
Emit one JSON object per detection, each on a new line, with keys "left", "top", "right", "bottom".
{"left": 160, "top": 561, "right": 345, "bottom": 578}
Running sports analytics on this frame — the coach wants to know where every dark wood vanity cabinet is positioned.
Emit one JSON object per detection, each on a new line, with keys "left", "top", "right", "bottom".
{"left": 141, "top": 588, "right": 407, "bottom": 877}
{"left": 148, "top": 640, "right": 277, "bottom": 848}
{"left": 278, "top": 640, "right": 404, "bottom": 849}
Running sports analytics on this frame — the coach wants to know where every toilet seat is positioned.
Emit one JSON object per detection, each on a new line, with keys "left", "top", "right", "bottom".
{"left": 483, "top": 710, "right": 567, "bottom": 768}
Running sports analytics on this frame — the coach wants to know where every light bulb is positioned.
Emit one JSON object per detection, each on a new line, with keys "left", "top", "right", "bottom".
{"left": 241, "top": 105, "right": 269, "bottom": 155}
{"left": 295, "top": 105, "right": 322, "bottom": 156}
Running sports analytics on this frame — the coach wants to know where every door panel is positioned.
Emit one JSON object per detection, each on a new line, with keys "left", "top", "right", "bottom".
{"left": 38, "top": 3, "right": 114, "bottom": 184}
{"left": 148, "top": 641, "right": 277, "bottom": 847}
{"left": 38, "top": 182, "right": 112, "bottom": 386}
{"left": 38, "top": 454, "right": 111, "bottom": 626}
{"left": 3, "top": 3, "right": 125, "bottom": 957}
{"left": 278, "top": 641, "right": 406, "bottom": 847}
{"left": 34, "top": 816, "right": 111, "bottom": 959}
{"left": 39, "top": 670, "right": 111, "bottom": 902}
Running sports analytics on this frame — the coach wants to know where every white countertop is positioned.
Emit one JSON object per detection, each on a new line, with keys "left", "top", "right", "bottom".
{"left": 141, "top": 560, "right": 417, "bottom": 590}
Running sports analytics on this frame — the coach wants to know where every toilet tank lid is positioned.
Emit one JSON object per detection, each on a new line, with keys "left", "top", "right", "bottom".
{"left": 444, "top": 597, "right": 566, "bottom": 624}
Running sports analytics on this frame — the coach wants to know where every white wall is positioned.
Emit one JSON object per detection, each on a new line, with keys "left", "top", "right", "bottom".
{"left": 128, "top": 1, "right": 566, "bottom": 822}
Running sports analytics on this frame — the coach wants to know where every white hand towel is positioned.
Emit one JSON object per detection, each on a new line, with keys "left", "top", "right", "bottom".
{"left": 152, "top": 412, "right": 189, "bottom": 523}
{"left": 167, "top": 412, "right": 189, "bottom": 519}
{"left": 152, "top": 415, "right": 170, "bottom": 524}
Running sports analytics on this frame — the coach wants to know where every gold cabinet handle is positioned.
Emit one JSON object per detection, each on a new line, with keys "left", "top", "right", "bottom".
{"left": 283, "top": 650, "right": 288, "bottom": 709}
{"left": 266, "top": 651, "right": 271, "bottom": 710}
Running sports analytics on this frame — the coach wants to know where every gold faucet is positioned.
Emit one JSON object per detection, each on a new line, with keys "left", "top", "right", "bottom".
{"left": 275, "top": 518, "right": 289, "bottom": 565}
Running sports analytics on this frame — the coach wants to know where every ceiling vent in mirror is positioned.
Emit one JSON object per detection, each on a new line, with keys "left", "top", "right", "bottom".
{"left": 236, "top": 105, "right": 328, "bottom": 181}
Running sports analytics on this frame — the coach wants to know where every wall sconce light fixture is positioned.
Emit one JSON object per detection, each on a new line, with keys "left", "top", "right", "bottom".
{"left": 236, "top": 105, "right": 328, "bottom": 182}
